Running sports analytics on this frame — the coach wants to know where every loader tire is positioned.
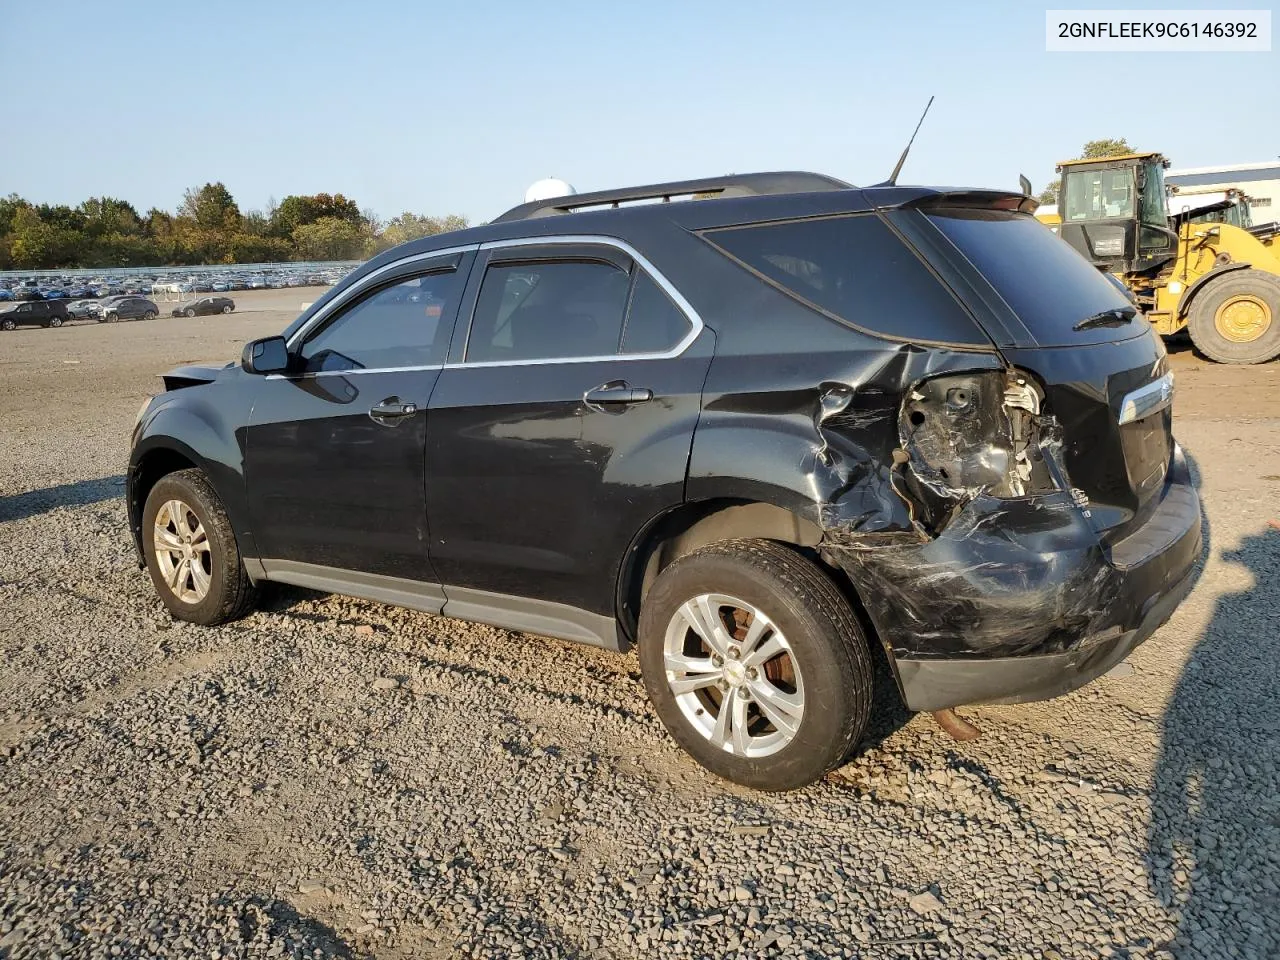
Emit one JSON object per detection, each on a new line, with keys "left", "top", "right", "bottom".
{"left": 1187, "top": 270, "right": 1280, "bottom": 364}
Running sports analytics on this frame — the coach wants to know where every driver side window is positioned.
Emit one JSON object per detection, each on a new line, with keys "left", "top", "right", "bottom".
{"left": 300, "top": 268, "right": 460, "bottom": 373}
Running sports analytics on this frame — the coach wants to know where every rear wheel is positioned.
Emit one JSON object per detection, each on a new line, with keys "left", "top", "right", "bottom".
{"left": 143, "top": 309, "right": 156, "bottom": 320}
{"left": 222, "top": 304, "right": 233, "bottom": 314}
{"left": 638, "top": 539, "right": 873, "bottom": 791}
{"left": 3, "top": 318, "right": 16, "bottom": 331}
{"left": 1187, "top": 270, "right": 1280, "bottom": 364}
{"left": 142, "top": 469, "right": 258, "bottom": 625}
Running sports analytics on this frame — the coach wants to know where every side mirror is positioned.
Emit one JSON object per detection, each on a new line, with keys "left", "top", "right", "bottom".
{"left": 241, "top": 336, "right": 290, "bottom": 375}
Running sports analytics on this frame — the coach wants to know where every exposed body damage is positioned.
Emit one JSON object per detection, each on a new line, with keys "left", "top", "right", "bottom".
{"left": 804, "top": 362, "right": 1201, "bottom": 712}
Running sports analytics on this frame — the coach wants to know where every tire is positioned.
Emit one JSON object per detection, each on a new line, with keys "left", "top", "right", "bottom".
{"left": 49, "top": 316, "right": 63, "bottom": 327}
{"left": 222, "top": 304, "right": 233, "bottom": 314}
{"left": 2, "top": 318, "right": 15, "bottom": 331}
{"left": 143, "top": 310, "right": 156, "bottom": 321}
{"left": 184, "top": 308, "right": 195, "bottom": 318}
{"left": 638, "top": 539, "right": 873, "bottom": 791}
{"left": 141, "top": 468, "right": 259, "bottom": 625}
{"left": 1186, "top": 270, "right": 1280, "bottom": 364}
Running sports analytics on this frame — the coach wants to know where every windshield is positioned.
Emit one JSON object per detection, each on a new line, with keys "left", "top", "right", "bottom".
{"left": 1064, "top": 166, "right": 1135, "bottom": 221}
{"left": 924, "top": 209, "right": 1141, "bottom": 346}
{"left": 1140, "top": 162, "right": 1169, "bottom": 226}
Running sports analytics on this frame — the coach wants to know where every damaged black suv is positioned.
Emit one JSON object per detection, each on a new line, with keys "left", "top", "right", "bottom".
{"left": 127, "top": 172, "right": 1201, "bottom": 791}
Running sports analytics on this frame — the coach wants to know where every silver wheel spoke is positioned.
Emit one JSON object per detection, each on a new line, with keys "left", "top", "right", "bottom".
{"left": 680, "top": 596, "right": 732, "bottom": 657}
{"left": 730, "top": 688, "right": 750, "bottom": 755}
{"left": 168, "top": 557, "right": 187, "bottom": 590}
{"left": 743, "top": 634, "right": 786, "bottom": 669}
{"left": 189, "top": 557, "right": 211, "bottom": 597}
{"left": 190, "top": 527, "right": 208, "bottom": 548}
{"left": 155, "top": 527, "right": 184, "bottom": 551}
{"left": 710, "top": 688, "right": 735, "bottom": 749}
{"left": 749, "top": 679, "right": 804, "bottom": 736}
{"left": 665, "top": 653, "right": 721, "bottom": 695}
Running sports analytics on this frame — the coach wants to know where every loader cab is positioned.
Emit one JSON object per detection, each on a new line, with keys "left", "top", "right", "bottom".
{"left": 1057, "top": 153, "right": 1179, "bottom": 276}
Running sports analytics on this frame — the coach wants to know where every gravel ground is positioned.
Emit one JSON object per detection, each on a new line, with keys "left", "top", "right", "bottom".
{"left": 1, "top": 292, "right": 1278, "bottom": 959}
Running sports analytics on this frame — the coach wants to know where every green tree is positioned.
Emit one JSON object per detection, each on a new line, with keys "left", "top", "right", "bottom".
{"left": 1081, "top": 138, "right": 1133, "bottom": 159}
{"left": 179, "top": 182, "right": 242, "bottom": 232}
{"left": 269, "top": 192, "right": 364, "bottom": 239}
{"left": 292, "top": 217, "right": 371, "bottom": 261}
{"left": 79, "top": 197, "right": 143, "bottom": 238}
{"left": 1039, "top": 182, "right": 1060, "bottom": 204}
{"left": 378, "top": 212, "right": 469, "bottom": 249}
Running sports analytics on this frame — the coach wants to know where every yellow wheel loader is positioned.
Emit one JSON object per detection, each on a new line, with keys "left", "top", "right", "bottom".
{"left": 1049, "top": 152, "right": 1280, "bottom": 364}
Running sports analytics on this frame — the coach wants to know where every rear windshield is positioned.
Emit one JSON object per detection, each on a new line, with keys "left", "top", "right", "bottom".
{"left": 702, "top": 214, "right": 989, "bottom": 346}
{"left": 925, "top": 209, "right": 1139, "bottom": 346}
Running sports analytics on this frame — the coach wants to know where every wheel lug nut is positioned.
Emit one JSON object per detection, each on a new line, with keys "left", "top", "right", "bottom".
{"left": 712, "top": 655, "right": 724, "bottom": 667}
{"left": 746, "top": 667, "right": 758, "bottom": 680}
{"left": 728, "top": 646, "right": 741, "bottom": 660}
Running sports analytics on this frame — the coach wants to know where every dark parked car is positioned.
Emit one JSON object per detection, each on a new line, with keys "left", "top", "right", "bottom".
{"left": 1, "top": 299, "right": 71, "bottom": 330}
{"left": 172, "top": 296, "right": 235, "bottom": 317}
{"left": 126, "top": 172, "right": 1201, "bottom": 791}
{"left": 101, "top": 297, "right": 159, "bottom": 322}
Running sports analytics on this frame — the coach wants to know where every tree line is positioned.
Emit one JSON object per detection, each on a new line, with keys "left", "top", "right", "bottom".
{"left": 0, "top": 182, "right": 469, "bottom": 270}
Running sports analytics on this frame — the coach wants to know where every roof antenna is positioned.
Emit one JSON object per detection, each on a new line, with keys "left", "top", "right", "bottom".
{"left": 883, "top": 96, "right": 934, "bottom": 186}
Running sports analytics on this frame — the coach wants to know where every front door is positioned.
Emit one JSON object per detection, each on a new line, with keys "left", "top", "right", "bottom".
{"left": 425, "top": 240, "right": 712, "bottom": 617}
{"left": 244, "top": 251, "right": 473, "bottom": 585}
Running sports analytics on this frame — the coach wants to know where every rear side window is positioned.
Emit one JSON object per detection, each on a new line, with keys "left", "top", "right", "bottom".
{"left": 702, "top": 214, "right": 988, "bottom": 346}
{"left": 926, "top": 209, "right": 1136, "bottom": 346}
{"left": 466, "top": 260, "right": 631, "bottom": 362}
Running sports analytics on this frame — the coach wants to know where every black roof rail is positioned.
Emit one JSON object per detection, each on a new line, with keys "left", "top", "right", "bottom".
{"left": 492, "top": 171, "right": 854, "bottom": 223}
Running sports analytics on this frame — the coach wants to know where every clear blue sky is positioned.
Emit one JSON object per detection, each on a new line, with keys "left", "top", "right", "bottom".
{"left": 4, "top": 0, "right": 1275, "bottom": 223}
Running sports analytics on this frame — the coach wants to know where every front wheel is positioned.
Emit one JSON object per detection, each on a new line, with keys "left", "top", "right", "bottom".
{"left": 1187, "top": 270, "right": 1280, "bottom": 364}
{"left": 638, "top": 539, "right": 873, "bottom": 791}
{"left": 2, "top": 318, "right": 16, "bottom": 331}
{"left": 142, "top": 469, "right": 259, "bottom": 625}
{"left": 184, "top": 308, "right": 195, "bottom": 318}
{"left": 49, "top": 316, "right": 63, "bottom": 328}
{"left": 222, "top": 304, "right": 233, "bottom": 314}
{"left": 143, "top": 309, "right": 156, "bottom": 321}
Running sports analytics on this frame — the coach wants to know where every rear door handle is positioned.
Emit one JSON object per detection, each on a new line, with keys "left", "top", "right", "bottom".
{"left": 369, "top": 397, "right": 418, "bottom": 424}
{"left": 583, "top": 382, "right": 653, "bottom": 408}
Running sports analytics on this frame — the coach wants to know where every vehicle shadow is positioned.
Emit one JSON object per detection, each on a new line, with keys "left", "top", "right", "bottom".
{"left": 1146, "top": 499, "right": 1280, "bottom": 953}
{"left": 0, "top": 476, "right": 124, "bottom": 523}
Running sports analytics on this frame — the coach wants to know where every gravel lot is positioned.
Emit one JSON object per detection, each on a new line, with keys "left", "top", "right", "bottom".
{"left": 1, "top": 289, "right": 1277, "bottom": 959}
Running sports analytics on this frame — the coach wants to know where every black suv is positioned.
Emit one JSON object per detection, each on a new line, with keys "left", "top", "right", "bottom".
{"left": 127, "top": 172, "right": 1201, "bottom": 791}
{"left": 1, "top": 299, "right": 71, "bottom": 330}
{"left": 102, "top": 297, "right": 159, "bottom": 322}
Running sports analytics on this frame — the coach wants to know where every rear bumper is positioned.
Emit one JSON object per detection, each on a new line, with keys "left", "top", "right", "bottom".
{"left": 828, "top": 445, "right": 1202, "bottom": 711}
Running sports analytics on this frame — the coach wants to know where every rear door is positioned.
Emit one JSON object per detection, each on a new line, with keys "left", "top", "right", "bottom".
{"left": 424, "top": 238, "right": 712, "bottom": 617}
{"left": 243, "top": 250, "right": 474, "bottom": 587}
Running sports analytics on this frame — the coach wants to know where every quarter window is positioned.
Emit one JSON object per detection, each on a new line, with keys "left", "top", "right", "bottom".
{"left": 466, "top": 260, "right": 631, "bottom": 362}
{"left": 621, "top": 273, "right": 692, "bottom": 354}
{"left": 300, "top": 270, "right": 460, "bottom": 372}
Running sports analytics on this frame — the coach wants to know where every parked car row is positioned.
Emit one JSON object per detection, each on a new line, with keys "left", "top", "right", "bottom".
{"left": 0, "top": 294, "right": 236, "bottom": 330}
{"left": 0, "top": 268, "right": 346, "bottom": 302}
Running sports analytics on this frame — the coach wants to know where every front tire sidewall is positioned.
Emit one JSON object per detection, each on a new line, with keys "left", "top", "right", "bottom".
{"left": 142, "top": 473, "right": 236, "bottom": 625}
{"left": 638, "top": 544, "right": 869, "bottom": 791}
{"left": 1188, "top": 271, "right": 1280, "bottom": 364}
{"left": 222, "top": 305, "right": 232, "bottom": 314}
{"left": 185, "top": 308, "right": 195, "bottom": 318}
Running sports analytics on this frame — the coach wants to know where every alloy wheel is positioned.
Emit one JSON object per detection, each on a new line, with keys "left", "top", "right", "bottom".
{"left": 663, "top": 593, "right": 805, "bottom": 758}
{"left": 153, "top": 499, "right": 213, "bottom": 604}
